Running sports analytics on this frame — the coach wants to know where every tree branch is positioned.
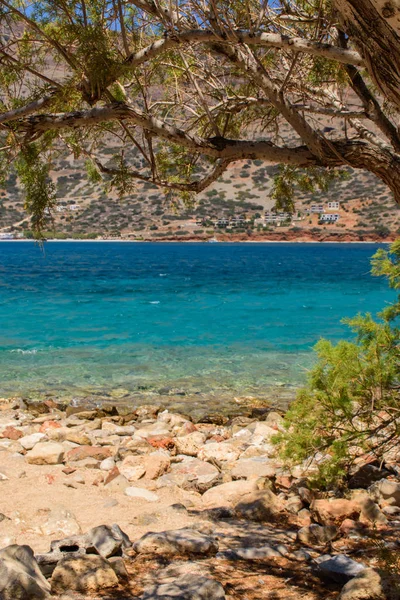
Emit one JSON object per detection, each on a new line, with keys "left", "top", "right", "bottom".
{"left": 126, "top": 29, "right": 364, "bottom": 69}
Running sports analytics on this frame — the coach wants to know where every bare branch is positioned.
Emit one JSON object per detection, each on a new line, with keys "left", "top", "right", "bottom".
{"left": 126, "top": 29, "right": 364, "bottom": 69}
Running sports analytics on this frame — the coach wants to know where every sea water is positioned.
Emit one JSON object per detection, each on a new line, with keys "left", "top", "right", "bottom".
{"left": 0, "top": 242, "right": 394, "bottom": 412}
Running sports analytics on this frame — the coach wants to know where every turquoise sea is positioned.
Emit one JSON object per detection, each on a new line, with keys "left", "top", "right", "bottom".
{"left": 0, "top": 242, "right": 394, "bottom": 413}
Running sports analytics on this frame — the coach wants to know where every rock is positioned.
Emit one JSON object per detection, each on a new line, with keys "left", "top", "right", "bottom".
{"left": 119, "top": 462, "right": 147, "bottom": 482}
{"left": 286, "top": 495, "right": 304, "bottom": 514}
{"left": 104, "top": 473, "right": 129, "bottom": 492}
{"left": 50, "top": 555, "right": 118, "bottom": 594}
{"left": 316, "top": 554, "right": 367, "bottom": 584}
{"left": 26, "top": 442, "right": 64, "bottom": 465}
{"left": 125, "top": 487, "right": 159, "bottom": 501}
{"left": 297, "top": 524, "right": 338, "bottom": 546}
{"left": 352, "top": 493, "right": 388, "bottom": 525}
{"left": 230, "top": 458, "right": 278, "bottom": 480}
{"left": 339, "top": 568, "right": 388, "bottom": 600}
{"left": 230, "top": 544, "right": 284, "bottom": 559}
{"left": 143, "top": 453, "right": 170, "bottom": 479}
{"left": 369, "top": 479, "right": 400, "bottom": 507}
{"left": 135, "top": 404, "right": 161, "bottom": 420}
{"left": 100, "top": 457, "right": 115, "bottom": 471}
{"left": 0, "top": 544, "right": 51, "bottom": 600}
{"left": 198, "top": 442, "right": 241, "bottom": 463}
{"left": 202, "top": 480, "right": 258, "bottom": 507}
{"left": 39, "top": 420, "right": 62, "bottom": 433}
{"left": 297, "top": 508, "right": 312, "bottom": 526}
{"left": 311, "top": 498, "right": 361, "bottom": 524}
{"left": 1, "top": 426, "right": 23, "bottom": 440}
{"left": 133, "top": 528, "right": 218, "bottom": 556}
{"left": 134, "top": 423, "right": 171, "bottom": 439}
{"left": 141, "top": 574, "right": 225, "bottom": 600}
{"left": 86, "top": 524, "right": 130, "bottom": 558}
{"left": 39, "top": 508, "right": 82, "bottom": 537}
{"left": 0, "top": 472, "right": 9, "bottom": 481}
{"left": 175, "top": 432, "right": 206, "bottom": 457}
{"left": 247, "top": 422, "right": 277, "bottom": 442}
{"left": 19, "top": 433, "right": 46, "bottom": 450}
{"left": 234, "top": 489, "right": 281, "bottom": 522}
{"left": 159, "top": 458, "right": 220, "bottom": 493}
{"left": 65, "top": 430, "right": 92, "bottom": 445}
{"left": 66, "top": 445, "right": 112, "bottom": 462}
{"left": 102, "top": 422, "right": 136, "bottom": 436}
{"left": 119, "top": 454, "right": 170, "bottom": 481}
{"left": 349, "top": 464, "right": 391, "bottom": 489}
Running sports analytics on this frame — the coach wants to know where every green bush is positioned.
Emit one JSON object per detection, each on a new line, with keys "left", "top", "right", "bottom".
{"left": 275, "top": 240, "right": 400, "bottom": 488}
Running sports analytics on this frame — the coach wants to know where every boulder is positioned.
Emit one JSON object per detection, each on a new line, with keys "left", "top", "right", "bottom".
{"left": 119, "top": 454, "right": 170, "bottom": 481}
{"left": 230, "top": 458, "right": 278, "bottom": 480}
{"left": 316, "top": 554, "right": 366, "bottom": 584}
{"left": 133, "top": 529, "right": 218, "bottom": 557}
{"left": 134, "top": 423, "right": 171, "bottom": 439}
{"left": 202, "top": 480, "right": 258, "bottom": 507}
{"left": 86, "top": 524, "right": 130, "bottom": 558}
{"left": 349, "top": 464, "right": 391, "bottom": 489}
{"left": 369, "top": 479, "right": 400, "bottom": 507}
{"left": 286, "top": 495, "right": 304, "bottom": 514}
{"left": 175, "top": 432, "right": 206, "bottom": 457}
{"left": 311, "top": 498, "right": 361, "bottom": 524}
{"left": 234, "top": 489, "right": 281, "bottom": 522}
{"left": 141, "top": 574, "right": 225, "bottom": 600}
{"left": 297, "top": 524, "right": 338, "bottom": 546}
{"left": 39, "top": 507, "right": 82, "bottom": 537}
{"left": 0, "top": 544, "right": 51, "bottom": 600}
{"left": 102, "top": 422, "right": 136, "bottom": 436}
{"left": 198, "top": 442, "right": 241, "bottom": 463}
{"left": 50, "top": 555, "right": 118, "bottom": 594}
{"left": 19, "top": 433, "right": 47, "bottom": 450}
{"left": 26, "top": 442, "right": 64, "bottom": 465}
{"left": 158, "top": 458, "right": 219, "bottom": 493}
{"left": 66, "top": 445, "right": 112, "bottom": 462}
{"left": 339, "top": 568, "right": 388, "bottom": 600}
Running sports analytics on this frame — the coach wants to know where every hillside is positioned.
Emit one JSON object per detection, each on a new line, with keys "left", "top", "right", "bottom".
{"left": 0, "top": 150, "right": 398, "bottom": 241}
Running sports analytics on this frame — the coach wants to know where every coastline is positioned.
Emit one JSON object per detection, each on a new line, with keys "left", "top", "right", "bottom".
{"left": 0, "top": 238, "right": 392, "bottom": 244}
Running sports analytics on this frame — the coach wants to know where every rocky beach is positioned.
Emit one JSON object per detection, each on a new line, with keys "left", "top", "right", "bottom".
{"left": 0, "top": 396, "right": 399, "bottom": 600}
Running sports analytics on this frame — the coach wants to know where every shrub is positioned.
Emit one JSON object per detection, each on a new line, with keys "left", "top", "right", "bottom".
{"left": 275, "top": 240, "right": 400, "bottom": 488}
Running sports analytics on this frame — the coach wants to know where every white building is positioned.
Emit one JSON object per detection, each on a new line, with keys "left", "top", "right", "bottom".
{"left": 0, "top": 232, "right": 14, "bottom": 240}
{"left": 265, "top": 212, "right": 291, "bottom": 224}
{"left": 311, "top": 204, "right": 324, "bottom": 213}
{"left": 68, "top": 204, "right": 79, "bottom": 211}
{"left": 320, "top": 213, "right": 340, "bottom": 222}
{"left": 327, "top": 201, "right": 340, "bottom": 210}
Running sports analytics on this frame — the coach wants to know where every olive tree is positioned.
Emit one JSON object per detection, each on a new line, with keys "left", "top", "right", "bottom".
{"left": 0, "top": 0, "right": 400, "bottom": 230}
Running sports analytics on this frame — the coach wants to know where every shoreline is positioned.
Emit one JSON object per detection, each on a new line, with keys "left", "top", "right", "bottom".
{"left": 0, "top": 238, "right": 392, "bottom": 244}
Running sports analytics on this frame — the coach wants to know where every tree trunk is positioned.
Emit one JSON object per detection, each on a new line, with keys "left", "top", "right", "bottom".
{"left": 335, "top": 0, "right": 400, "bottom": 110}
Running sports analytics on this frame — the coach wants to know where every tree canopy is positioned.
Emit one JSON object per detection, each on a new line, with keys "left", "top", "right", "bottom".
{"left": 0, "top": 0, "right": 400, "bottom": 232}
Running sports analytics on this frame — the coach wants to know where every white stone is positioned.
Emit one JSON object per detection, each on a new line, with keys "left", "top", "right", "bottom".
{"left": 125, "top": 487, "right": 159, "bottom": 502}
{"left": 26, "top": 442, "right": 64, "bottom": 465}
{"left": 19, "top": 433, "right": 46, "bottom": 450}
{"left": 100, "top": 457, "right": 115, "bottom": 471}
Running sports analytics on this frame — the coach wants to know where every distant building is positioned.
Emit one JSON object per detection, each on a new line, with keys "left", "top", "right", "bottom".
{"left": 327, "top": 201, "right": 340, "bottom": 210}
{"left": 310, "top": 204, "right": 324, "bottom": 213}
{"left": 320, "top": 213, "right": 340, "bottom": 222}
{"left": 0, "top": 232, "right": 14, "bottom": 240}
{"left": 265, "top": 212, "right": 291, "bottom": 224}
{"left": 68, "top": 204, "right": 79, "bottom": 211}
{"left": 216, "top": 219, "right": 229, "bottom": 227}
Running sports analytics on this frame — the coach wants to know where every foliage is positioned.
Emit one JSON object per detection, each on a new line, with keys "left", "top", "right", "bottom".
{"left": 275, "top": 240, "right": 400, "bottom": 488}
{"left": 0, "top": 0, "right": 398, "bottom": 235}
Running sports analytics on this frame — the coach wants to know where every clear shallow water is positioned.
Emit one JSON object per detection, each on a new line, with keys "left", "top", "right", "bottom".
{"left": 0, "top": 242, "right": 394, "bottom": 411}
